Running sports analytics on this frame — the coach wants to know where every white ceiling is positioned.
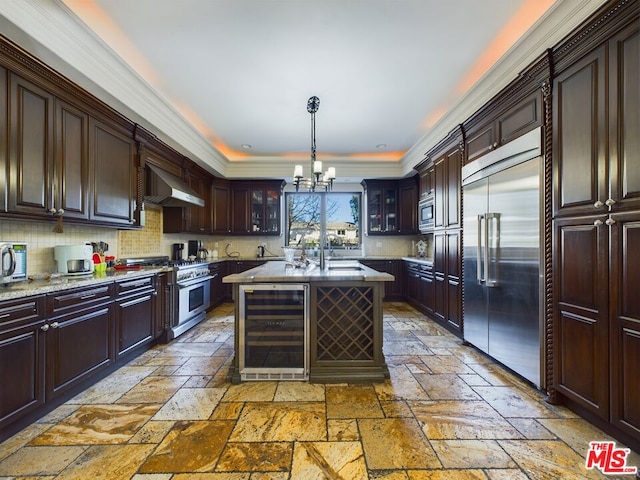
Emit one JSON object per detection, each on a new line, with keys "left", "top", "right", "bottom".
{"left": 0, "top": 0, "right": 604, "bottom": 181}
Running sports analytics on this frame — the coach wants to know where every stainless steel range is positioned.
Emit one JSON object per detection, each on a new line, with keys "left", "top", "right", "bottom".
{"left": 117, "top": 256, "right": 216, "bottom": 340}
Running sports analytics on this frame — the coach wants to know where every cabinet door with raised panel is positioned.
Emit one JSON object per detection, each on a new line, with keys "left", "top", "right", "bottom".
{"left": 553, "top": 216, "right": 610, "bottom": 419}
{"left": 553, "top": 46, "right": 607, "bottom": 218}
{"left": 7, "top": 73, "right": 54, "bottom": 217}
{"left": 55, "top": 100, "right": 89, "bottom": 220}
{"left": 610, "top": 213, "right": 640, "bottom": 439}
{"left": 46, "top": 305, "right": 113, "bottom": 401}
{"left": 0, "top": 296, "right": 46, "bottom": 431}
{"left": 212, "top": 181, "right": 231, "bottom": 233}
{"left": 609, "top": 23, "right": 640, "bottom": 213}
{"left": 0, "top": 67, "right": 7, "bottom": 213}
{"left": 89, "top": 118, "right": 135, "bottom": 226}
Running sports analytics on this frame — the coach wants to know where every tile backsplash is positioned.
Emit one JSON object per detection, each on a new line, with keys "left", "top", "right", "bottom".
{"left": 0, "top": 218, "right": 118, "bottom": 275}
{"left": 1, "top": 203, "right": 422, "bottom": 276}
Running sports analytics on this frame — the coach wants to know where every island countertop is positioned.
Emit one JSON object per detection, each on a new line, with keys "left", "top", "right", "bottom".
{"left": 222, "top": 260, "right": 394, "bottom": 283}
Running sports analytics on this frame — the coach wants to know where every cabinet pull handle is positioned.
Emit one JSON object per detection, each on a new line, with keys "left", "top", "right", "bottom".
{"left": 594, "top": 219, "right": 603, "bottom": 226}
{"left": 41, "top": 324, "right": 50, "bottom": 331}
{"left": 605, "top": 218, "right": 616, "bottom": 226}
{"left": 0, "top": 313, "right": 10, "bottom": 319}
{"left": 80, "top": 294, "right": 96, "bottom": 300}
{"left": 594, "top": 200, "right": 604, "bottom": 208}
{"left": 605, "top": 198, "right": 616, "bottom": 208}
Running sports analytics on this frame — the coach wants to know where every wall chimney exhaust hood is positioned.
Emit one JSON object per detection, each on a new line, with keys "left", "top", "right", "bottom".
{"left": 145, "top": 164, "right": 205, "bottom": 208}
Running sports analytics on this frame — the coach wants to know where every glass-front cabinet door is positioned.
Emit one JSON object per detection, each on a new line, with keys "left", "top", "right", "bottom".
{"left": 250, "top": 189, "right": 264, "bottom": 233}
{"left": 265, "top": 189, "right": 279, "bottom": 233}
{"left": 365, "top": 184, "right": 398, "bottom": 234}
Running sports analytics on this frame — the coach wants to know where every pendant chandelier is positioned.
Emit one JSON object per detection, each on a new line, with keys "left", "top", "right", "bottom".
{"left": 293, "top": 96, "right": 336, "bottom": 192}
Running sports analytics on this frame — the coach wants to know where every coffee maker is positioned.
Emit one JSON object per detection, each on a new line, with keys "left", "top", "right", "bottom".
{"left": 172, "top": 243, "right": 184, "bottom": 261}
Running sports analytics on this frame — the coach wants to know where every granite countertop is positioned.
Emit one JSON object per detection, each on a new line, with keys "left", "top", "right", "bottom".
{"left": 223, "top": 260, "right": 394, "bottom": 283}
{"left": 402, "top": 256, "right": 434, "bottom": 265}
{"left": 0, "top": 266, "right": 169, "bottom": 301}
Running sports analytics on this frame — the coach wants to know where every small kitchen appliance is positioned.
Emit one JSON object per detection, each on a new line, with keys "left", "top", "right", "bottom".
{"left": 0, "top": 242, "right": 28, "bottom": 285}
{"left": 172, "top": 243, "right": 184, "bottom": 261}
{"left": 54, "top": 244, "right": 94, "bottom": 275}
{"left": 188, "top": 240, "right": 202, "bottom": 258}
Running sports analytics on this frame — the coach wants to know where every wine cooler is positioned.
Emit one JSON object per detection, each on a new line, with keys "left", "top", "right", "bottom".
{"left": 238, "top": 284, "right": 309, "bottom": 381}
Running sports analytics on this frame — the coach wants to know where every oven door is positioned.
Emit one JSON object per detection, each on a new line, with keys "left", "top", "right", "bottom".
{"left": 177, "top": 276, "right": 213, "bottom": 326}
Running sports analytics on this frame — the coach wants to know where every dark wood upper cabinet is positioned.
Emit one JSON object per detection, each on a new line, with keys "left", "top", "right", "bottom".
{"left": 184, "top": 168, "right": 212, "bottom": 234}
{"left": 398, "top": 177, "right": 418, "bottom": 234}
{"left": 89, "top": 118, "right": 136, "bottom": 226}
{"left": 55, "top": 100, "right": 89, "bottom": 221}
{"left": 609, "top": 24, "right": 640, "bottom": 213}
{"left": 231, "top": 185, "right": 251, "bottom": 234}
{"left": 0, "top": 67, "right": 7, "bottom": 213}
{"left": 231, "top": 180, "right": 284, "bottom": 236}
{"left": 417, "top": 125, "right": 463, "bottom": 230}
{"left": 7, "top": 73, "right": 55, "bottom": 217}
{"left": 212, "top": 179, "right": 231, "bottom": 234}
{"left": 552, "top": 46, "right": 607, "bottom": 218}
{"left": 362, "top": 176, "right": 418, "bottom": 235}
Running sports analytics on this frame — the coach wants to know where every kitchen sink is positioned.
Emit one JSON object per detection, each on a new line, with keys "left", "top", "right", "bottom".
{"left": 327, "top": 261, "right": 364, "bottom": 271}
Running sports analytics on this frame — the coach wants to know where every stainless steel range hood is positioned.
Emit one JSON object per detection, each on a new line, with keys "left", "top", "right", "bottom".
{"left": 145, "top": 164, "right": 205, "bottom": 208}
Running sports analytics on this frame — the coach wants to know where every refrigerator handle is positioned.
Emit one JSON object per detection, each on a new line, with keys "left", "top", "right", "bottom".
{"left": 486, "top": 213, "right": 500, "bottom": 287}
{"left": 477, "top": 214, "right": 485, "bottom": 284}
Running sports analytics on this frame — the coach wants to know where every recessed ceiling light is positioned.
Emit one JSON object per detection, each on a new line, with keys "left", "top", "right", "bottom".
{"left": 376, "top": 144, "right": 387, "bottom": 149}
{"left": 241, "top": 144, "right": 252, "bottom": 149}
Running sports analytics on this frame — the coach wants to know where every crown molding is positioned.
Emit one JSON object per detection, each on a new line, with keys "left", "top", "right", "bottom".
{"left": 400, "top": 0, "right": 605, "bottom": 171}
{"left": 0, "top": 0, "right": 227, "bottom": 176}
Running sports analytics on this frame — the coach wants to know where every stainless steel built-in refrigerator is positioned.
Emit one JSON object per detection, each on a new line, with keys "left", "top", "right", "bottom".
{"left": 462, "top": 128, "right": 543, "bottom": 388}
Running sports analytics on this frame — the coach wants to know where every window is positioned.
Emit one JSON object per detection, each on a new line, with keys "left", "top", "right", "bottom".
{"left": 286, "top": 192, "right": 361, "bottom": 248}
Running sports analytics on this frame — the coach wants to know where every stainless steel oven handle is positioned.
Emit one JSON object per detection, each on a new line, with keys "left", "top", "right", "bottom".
{"left": 177, "top": 274, "right": 216, "bottom": 289}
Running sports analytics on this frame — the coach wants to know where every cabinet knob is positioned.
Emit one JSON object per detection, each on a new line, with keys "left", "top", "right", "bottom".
{"left": 594, "top": 200, "right": 604, "bottom": 208}
{"left": 605, "top": 198, "right": 616, "bottom": 208}
{"left": 605, "top": 218, "right": 616, "bottom": 226}
{"left": 41, "top": 324, "right": 50, "bottom": 331}
{"left": 48, "top": 207, "right": 57, "bottom": 214}
{"left": 593, "top": 219, "right": 603, "bottom": 226}
{"left": 57, "top": 208, "right": 64, "bottom": 215}
{"left": 493, "top": 142, "right": 498, "bottom": 148}
{"left": 51, "top": 322, "right": 59, "bottom": 329}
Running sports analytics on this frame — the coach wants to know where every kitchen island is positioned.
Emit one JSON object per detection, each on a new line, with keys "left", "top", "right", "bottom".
{"left": 223, "top": 260, "right": 394, "bottom": 383}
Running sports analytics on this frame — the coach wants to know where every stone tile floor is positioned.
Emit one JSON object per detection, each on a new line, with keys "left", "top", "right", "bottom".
{"left": 0, "top": 302, "right": 638, "bottom": 479}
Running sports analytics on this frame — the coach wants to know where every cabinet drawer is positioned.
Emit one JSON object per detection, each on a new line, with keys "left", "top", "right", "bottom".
{"left": 48, "top": 283, "right": 113, "bottom": 316}
{"left": 0, "top": 295, "right": 45, "bottom": 327}
{"left": 419, "top": 264, "right": 433, "bottom": 278}
{"left": 115, "top": 275, "right": 155, "bottom": 299}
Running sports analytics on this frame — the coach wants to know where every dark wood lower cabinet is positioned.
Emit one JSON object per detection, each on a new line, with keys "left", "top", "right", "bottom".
{"left": 209, "top": 261, "right": 228, "bottom": 307}
{"left": 360, "top": 260, "right": 404, "bottom": 300}
{"left": 46, "top": 305, "right": 113, "bottom": 401}
{"left": 115, "top": 275, "right": 156, "bottom": 359}
{"left": 0, "top": 296, "right": 46, "bottom": 431}
{"left": 609, "top": 214, "right": 640, "bottom": 442}
{"left": 0, "top": 274, "right": 163, "bottom": 441}
{"left": 554, "top": 213, "right": 640, "bottom": 450}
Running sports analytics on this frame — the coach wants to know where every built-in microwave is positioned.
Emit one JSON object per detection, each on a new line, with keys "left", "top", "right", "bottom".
{"left": 418, "top": 196, "right": 434, "bottom": 232}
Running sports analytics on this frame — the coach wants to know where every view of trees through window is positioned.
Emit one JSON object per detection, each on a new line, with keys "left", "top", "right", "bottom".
{"left": 286, "top": 192, "right": 361, "bottom": 249}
